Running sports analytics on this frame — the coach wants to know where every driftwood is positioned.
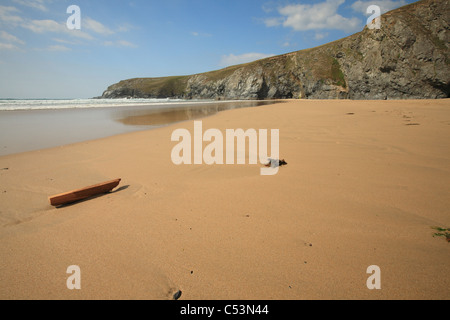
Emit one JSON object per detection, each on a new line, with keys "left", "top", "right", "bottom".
{"left": 49, "top": 178, "right": 121, "bottom": 207}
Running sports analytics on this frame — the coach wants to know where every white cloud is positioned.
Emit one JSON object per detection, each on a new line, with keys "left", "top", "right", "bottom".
{"left": 33, "top": 44, "right": 72, "bottom": 52}
{"left": 0, "top": 31, "right": 25, "bottom": 44}
{"left": 117, "top": 23, "right": 136, "bottom": 32}
{"left": 351, "top": 0, "right": 407, "bottom": 14}
{"left": 21, "top": 17, "right": 134, "bottom": 46}
{"left": 1, "top": 5, "right": 133, "bottom": 49}
{"left": 264, "top": 17, "right": 284, "bottom": 27}
{"left": 117, "top": 40, "right": 137, "bottom": 48}
{"left": 0, "top": 42, "right": 20, "bottom": 50}
{"left": 52, "top": 38, "right": 78, "bottom": 45}
{"left": 83, "top": 17, "right": 114, "bottom": 36}
{"left": 220, "top": 52, "right": 276, "bottom": 67}
{"left": 262, "top": 2, "right": 277, "bottom": 13}
{"left": 315, "top": 32, "right": 329, "bottom": 40}
{"left": 103, "top": 40, "right": 137, "bottom": 48}
{"left": 265, "top": 0, "right": 361, "bottom": 33}
{"left": 47, "top": 44, "right": 71, "bottom": 52}
{"left": 23, "top": 19, "right": 94, "bottom": 40}
{"left": 12, "top": 0, "right": 48, "bottom": 12}
{"left": 24, "top": 19, "right": 61, "bottom": 33}
{"left": 0, "top": 5, "right": 24, "bottom": 26}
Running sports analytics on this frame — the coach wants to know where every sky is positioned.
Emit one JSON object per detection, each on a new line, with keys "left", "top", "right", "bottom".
{"left": 0, "top": 0, "right": 416, "bottom": 99}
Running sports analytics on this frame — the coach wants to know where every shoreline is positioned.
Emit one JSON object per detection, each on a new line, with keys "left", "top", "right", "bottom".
{"left": 0, "top": 99, "right": 449, "bottom": 300}
{"left": 0, "top": 100, "right": 282, "bottom": 157}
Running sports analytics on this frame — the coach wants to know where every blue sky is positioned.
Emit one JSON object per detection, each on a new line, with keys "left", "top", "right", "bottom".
{"left": 0, "top": 0, "right": 415, "bottom": 99}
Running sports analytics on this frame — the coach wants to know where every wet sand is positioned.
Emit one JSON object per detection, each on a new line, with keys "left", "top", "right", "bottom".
{"left": 0, "top": 99, "right": 449, "bottom": 300}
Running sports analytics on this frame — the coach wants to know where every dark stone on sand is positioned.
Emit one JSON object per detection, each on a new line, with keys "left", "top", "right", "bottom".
{"left": 173, "top": 290, "right": 182, "bottom": 300}
{"left": 265, "top": 159, "right": 288, "bottom": 168}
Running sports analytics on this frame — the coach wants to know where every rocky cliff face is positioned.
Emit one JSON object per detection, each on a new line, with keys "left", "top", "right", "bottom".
{"left": 101, "top": 0, "right": 449, "bottom": 100}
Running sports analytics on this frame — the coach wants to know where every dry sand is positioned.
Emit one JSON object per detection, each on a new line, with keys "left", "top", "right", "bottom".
{"left": 0, "top": 99, "right": 449, "bottom": 300}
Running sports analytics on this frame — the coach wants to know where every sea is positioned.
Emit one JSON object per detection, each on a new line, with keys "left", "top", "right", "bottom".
{"left": 0, "top": 98, "right": 278, "bottom": 156}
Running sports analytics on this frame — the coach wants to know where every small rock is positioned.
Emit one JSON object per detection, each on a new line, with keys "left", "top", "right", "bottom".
{"left": 173, "top": 290, "right": 182, "bottom": 300}
{"left": 265, "top": 159, "right": 288, "bottom": 168}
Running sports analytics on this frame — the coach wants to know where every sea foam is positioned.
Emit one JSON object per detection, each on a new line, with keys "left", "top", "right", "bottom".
{"left": 0, "top": 98, "right": 211, "bottom": 111}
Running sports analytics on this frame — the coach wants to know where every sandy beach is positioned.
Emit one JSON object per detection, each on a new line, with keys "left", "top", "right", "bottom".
{"left": 0, "top": 99, "right": 449, "bottom": 300}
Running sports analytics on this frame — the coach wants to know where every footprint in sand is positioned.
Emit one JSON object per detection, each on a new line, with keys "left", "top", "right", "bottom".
{"left": 401, "top": 112, "right": 420, "bottom": 126}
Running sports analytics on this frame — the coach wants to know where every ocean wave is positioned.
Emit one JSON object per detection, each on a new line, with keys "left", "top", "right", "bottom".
{"left": 0, "top": 98, "right": 216, "bottom": 111}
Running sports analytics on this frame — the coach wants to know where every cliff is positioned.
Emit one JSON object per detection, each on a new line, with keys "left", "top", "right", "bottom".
{"left": 101, "top": 0, "right": 449, "bottom": 100}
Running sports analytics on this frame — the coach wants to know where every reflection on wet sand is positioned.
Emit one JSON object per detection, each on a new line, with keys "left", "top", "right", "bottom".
{"left": 115, "top": 100, "right": 283, "bottom": 127}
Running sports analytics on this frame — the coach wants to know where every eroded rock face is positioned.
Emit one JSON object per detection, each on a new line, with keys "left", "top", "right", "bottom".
{"left": 101, "top": 0, "right": 449, "bottom": 100}
{"left": 339, "top": 0, "right": 450, "bottom": 100}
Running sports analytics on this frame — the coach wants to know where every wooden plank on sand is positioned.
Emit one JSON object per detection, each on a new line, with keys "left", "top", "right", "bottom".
{"left": 49, "top": 178, "right": 121, "bottom": 206}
